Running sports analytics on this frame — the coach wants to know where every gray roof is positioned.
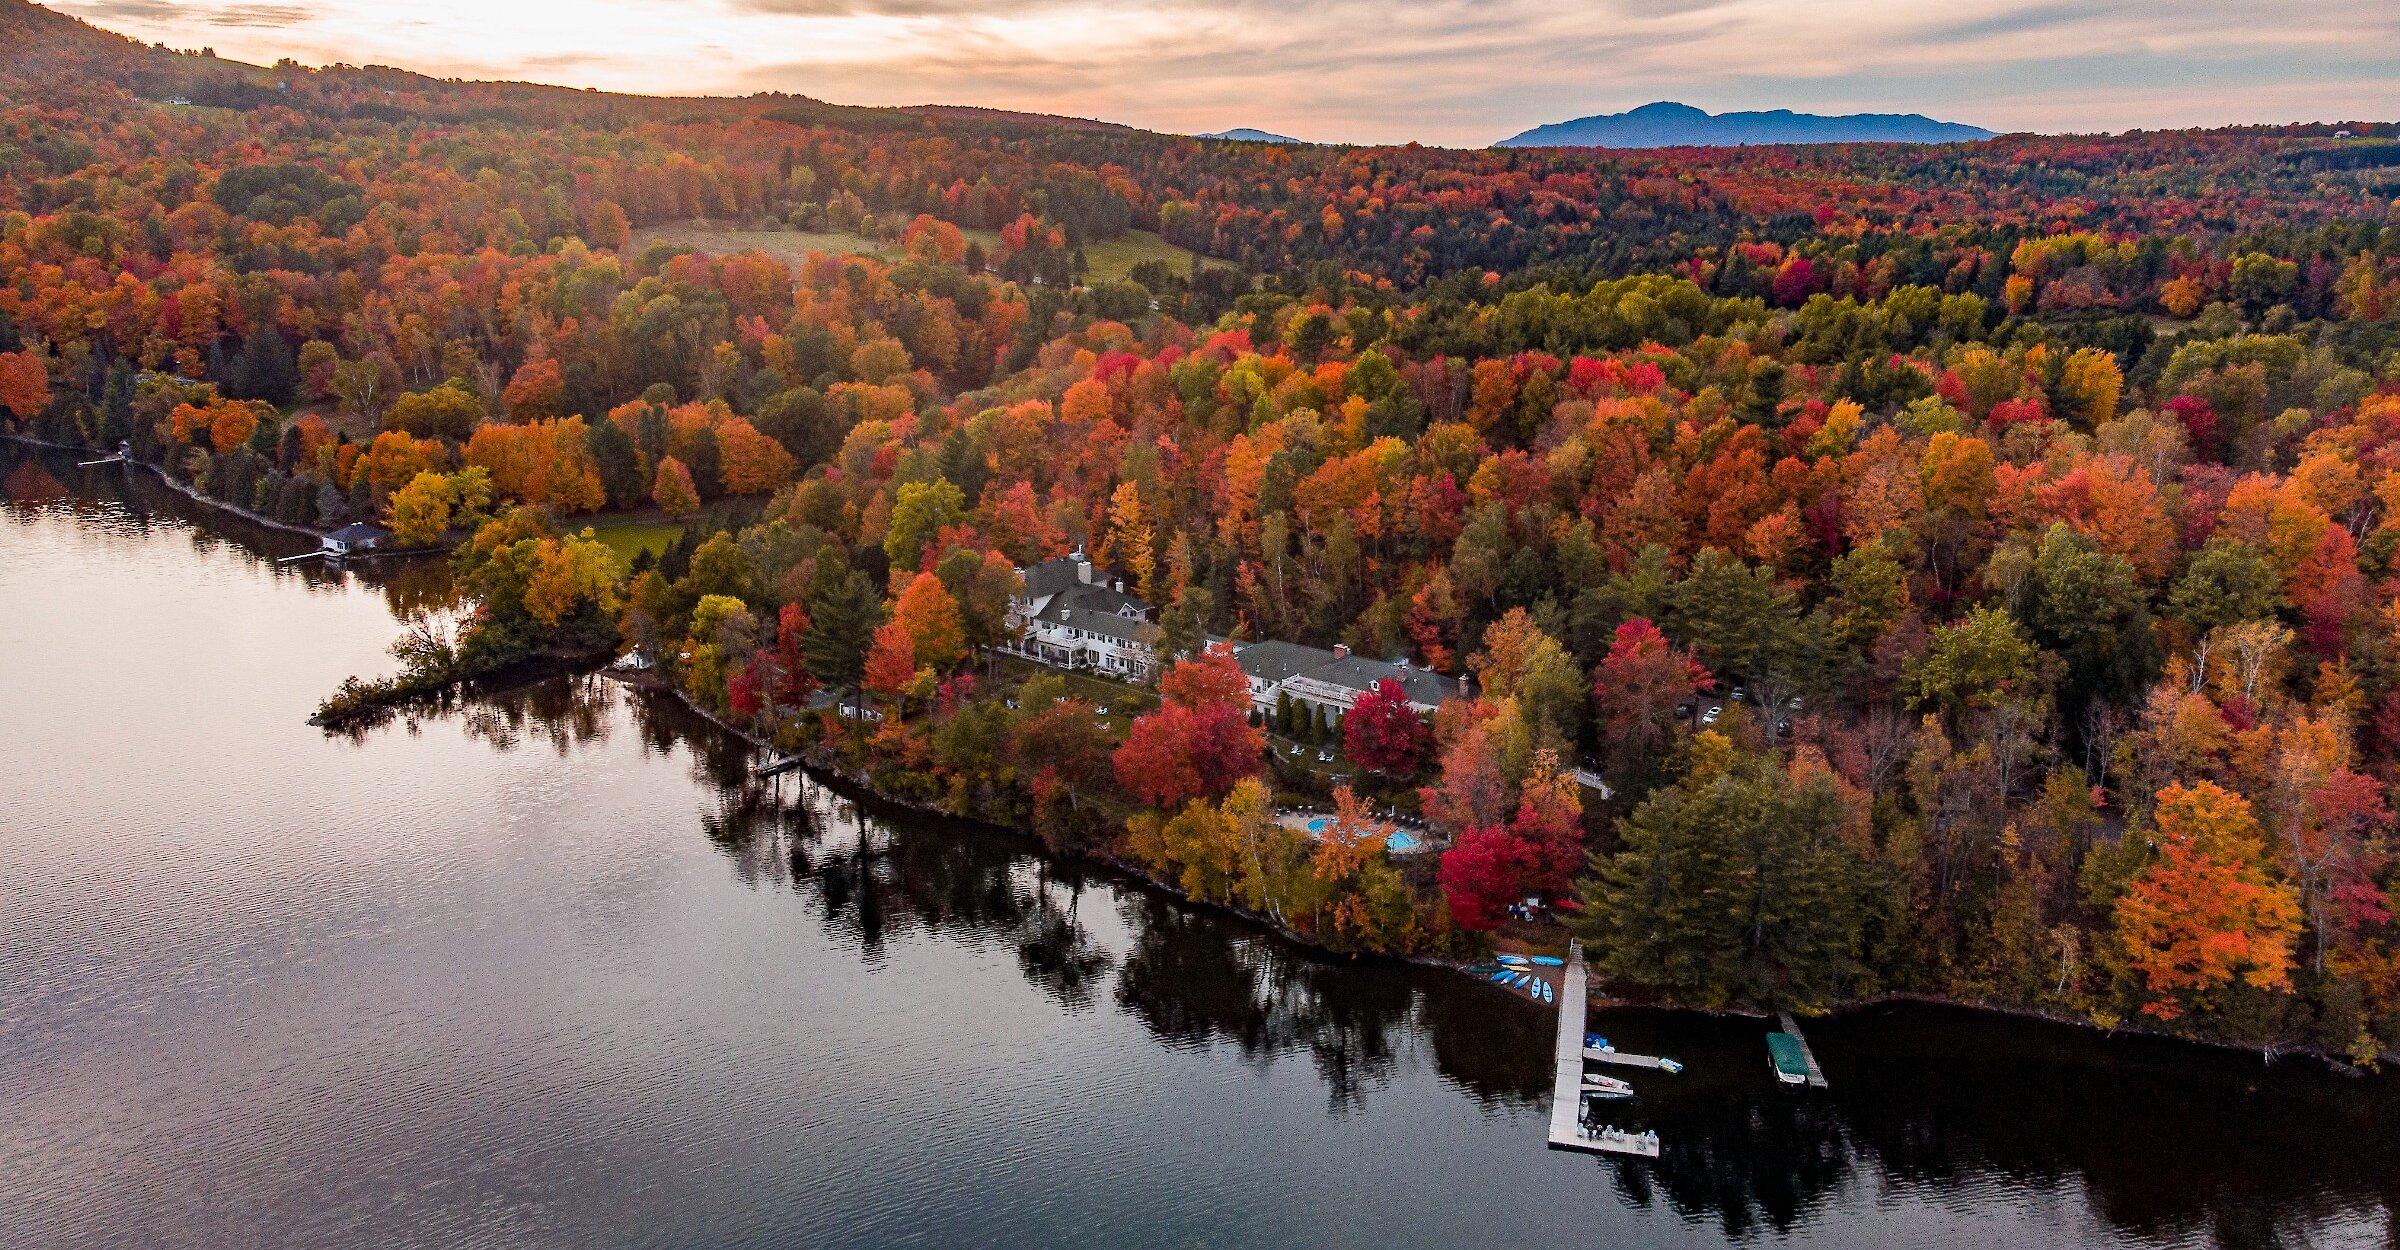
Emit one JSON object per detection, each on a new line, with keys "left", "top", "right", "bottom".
{"left": 1294, "top": 655, "right": 1458, "bottom": 707}
{"left": 1233, "top": 640, "right": 1338, "bottom": 685}
{"left": 1022, "top": 554, "right": 1105, "bottom": 601}
{"left": 326, "top": 522, "right": 391, "bottom": 543}
{"left": 1033, "top": 582, "right": 1154, "bottom": 642}
{"left": 1064, "top": 611, "right": 1155, "bottom": 644}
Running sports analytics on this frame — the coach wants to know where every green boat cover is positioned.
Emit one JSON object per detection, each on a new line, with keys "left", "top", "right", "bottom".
{"left": 1766, "top": 1031, "right": 1809, "bottom": 1079}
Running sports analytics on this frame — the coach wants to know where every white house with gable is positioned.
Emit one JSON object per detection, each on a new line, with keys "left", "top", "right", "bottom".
{"left": 1002, "top": 548, "right": 1163, "bottom": 680}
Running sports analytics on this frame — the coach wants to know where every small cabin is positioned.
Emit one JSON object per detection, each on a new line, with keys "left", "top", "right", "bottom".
{"left": 322, "top": 522, "right": 392, "bottom": 558}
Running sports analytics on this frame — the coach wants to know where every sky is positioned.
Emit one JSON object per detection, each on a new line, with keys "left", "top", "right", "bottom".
{"left": 54, "top": 0, "right": 2400, "bottom": 147}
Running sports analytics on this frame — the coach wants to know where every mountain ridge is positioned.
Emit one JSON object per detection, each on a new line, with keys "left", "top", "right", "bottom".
{"left": 1198, "top": 128, "right": 1305, "bottom": 144}
{"left": 1496, "top": 101, "right": 1995, "bottom": 149}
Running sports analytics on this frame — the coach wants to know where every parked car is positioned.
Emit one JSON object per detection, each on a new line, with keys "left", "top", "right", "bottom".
{"left": 1317, "top": 749, "right": 1335, "bottom": 763}
{"left": 1702, "top": 705, "right": 1722, "bottom": 725}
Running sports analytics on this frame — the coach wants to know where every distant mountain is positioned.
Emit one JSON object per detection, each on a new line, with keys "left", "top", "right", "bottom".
{"left": 1495, "top": 101, "right": 1994, "bottom": 149}
{"left": 1199, "top": 128, "right": 1304, "bottom": 144}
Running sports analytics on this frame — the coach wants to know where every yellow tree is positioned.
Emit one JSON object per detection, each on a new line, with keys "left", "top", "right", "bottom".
{"left": 385, "top": 471, "right": 456, "bottom": 547}
{"left": 1107, "top": 480, "right": 1156, "bottom": 603}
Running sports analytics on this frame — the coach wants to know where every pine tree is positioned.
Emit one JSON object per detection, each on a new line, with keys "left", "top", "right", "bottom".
{"left": 801, "top": 559, "right": 883, "bottom": 691}
{"left": 1576, "top": 752, "right": 1867, "bottom": 1009}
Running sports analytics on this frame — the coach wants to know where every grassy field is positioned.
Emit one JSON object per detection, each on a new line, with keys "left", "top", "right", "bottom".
{"left": 627, "top": 222, "right": 894, "bottom": 268}
{"left": 961, "top": 228, "right": 1228, "bottom": 284}
{"left": 581, "top": 515, "right": 685, "bottom": 563}
{"left": 632, "top": 220, "right": 1226, "bottom": 288}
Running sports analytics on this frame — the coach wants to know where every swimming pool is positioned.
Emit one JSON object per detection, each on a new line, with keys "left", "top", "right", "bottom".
{"left": 1303, "top": 815, "right": 1419, "bottom": 854}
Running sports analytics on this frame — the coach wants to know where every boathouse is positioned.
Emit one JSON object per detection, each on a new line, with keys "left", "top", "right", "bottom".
{"left": 321, "top": 522, "right": 392, "bottom": 557}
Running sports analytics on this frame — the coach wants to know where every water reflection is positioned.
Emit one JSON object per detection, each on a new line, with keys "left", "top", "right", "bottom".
{"left": 2, "top": 444, "right": 458, "bottom": 618}
{"left": 447, "top": 675, "right": 2400, "bottom": 1249}
{"left": 16, "top": 438, "right": 2397, "bottom": 1250}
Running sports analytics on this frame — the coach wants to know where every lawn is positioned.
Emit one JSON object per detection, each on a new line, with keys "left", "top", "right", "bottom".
{"left": 627, "top": 222, "right": 894, "bottom": 268}
{"left": 961, "top": 228, "right": 1230, "bottom": 285}
{"left": 583, "top": 517, "right": 684, "bottom": 563}
{"left": 632, "top": 221, "right": 1226, "bottom": 288}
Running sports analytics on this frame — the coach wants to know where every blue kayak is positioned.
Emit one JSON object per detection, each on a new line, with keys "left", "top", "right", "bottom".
{"left": 1496, "top": 954, "right": 1531, "bottom": 967}
{"left": 1529, "top": 956, "right": 1564, "bottom": 967}
{"left": 1540, "top": 981, "right": 1555, "bottom": 1003}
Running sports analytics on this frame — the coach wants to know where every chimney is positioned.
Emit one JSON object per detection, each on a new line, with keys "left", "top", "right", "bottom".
{"left": 1332, "top": 643, "right": 1349, "bottom": 660}
{"left": 1077, "top": 556, "right": 1093, "bottom": 585}
{"left": 1115, "top": 576, "right": 1125, "bottom": 594}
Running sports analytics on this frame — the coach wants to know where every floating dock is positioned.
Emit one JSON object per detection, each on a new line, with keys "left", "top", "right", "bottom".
{"left": 1776, "top": 1011, "right": 1829, "bottom": 1088}
{"left": 1547, "top": 942, "right": 1662, "bottom": 1158}
{"left": 1583, "top": 1045, "right": 1681, "bottom": 1072}
{"left": 756, "top": 754, "right": 808, "bottom": 778}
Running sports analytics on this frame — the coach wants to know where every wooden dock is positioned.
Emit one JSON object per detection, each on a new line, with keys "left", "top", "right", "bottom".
{"left": 1547, "top": 942, "right": 1662, "bottom": 1158}
{"left": 1778, "top": 1011, "right": 1829, "bottom": 1088}
{"left": 1583, "top": 1045, "right": 1680, "bottom": 1071}
{"left": 756, "top": 754, "right": 807, "bottom": 778}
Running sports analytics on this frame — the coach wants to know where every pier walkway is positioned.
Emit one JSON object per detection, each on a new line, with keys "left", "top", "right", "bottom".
{"left": 1777, "top": 1011, "right": 1830, "bottom": 1088}
{"left": 1582, "top": 1045, "right": 1679, "bottom": 1071}
{"left": 1547, "top": 942, "right": 1661, "bottom": 1158}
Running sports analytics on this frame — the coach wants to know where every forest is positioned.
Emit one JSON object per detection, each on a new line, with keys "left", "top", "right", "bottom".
{"left": 6, "top": 0, "right": 2400, "bottom": 1060}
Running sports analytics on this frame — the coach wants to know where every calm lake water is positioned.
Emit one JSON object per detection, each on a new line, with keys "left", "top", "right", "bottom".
{"left": 5, "top": 444, "right": 2398, "bottom": 1250}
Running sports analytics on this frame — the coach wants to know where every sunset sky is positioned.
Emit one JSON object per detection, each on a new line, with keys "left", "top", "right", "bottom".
{"left": 55, "top": 0, "right": 2400, "bottom": 146}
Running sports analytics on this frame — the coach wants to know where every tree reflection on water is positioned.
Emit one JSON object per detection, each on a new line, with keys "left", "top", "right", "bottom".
{"left": 430, "top": 675, "right": 2400, "bottom": 1249}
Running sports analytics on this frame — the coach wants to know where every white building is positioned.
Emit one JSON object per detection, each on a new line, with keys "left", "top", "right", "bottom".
{"left": 1003, "top": 549, "right": 1162, "bottom": 680}
{"left": 1232, "top": 641, "right": 1463, "bottom": 721}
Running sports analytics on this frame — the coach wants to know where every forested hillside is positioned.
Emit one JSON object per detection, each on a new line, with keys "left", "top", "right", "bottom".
{"left": 6, "top": 0, "right": 2400, "bottom": 1058}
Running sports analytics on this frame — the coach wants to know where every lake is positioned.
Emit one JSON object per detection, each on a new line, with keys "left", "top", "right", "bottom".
{"left": 4, "top": 444, "right": 2396, "bottom": 1249}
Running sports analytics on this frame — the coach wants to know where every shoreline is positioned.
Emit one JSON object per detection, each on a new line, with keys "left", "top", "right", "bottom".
{"left": 5, "top": 432, "right": 329, "bottom": 541}
{"left": 30, "top": 426, "right": 2367, "bottom": 1078}
{"left": 607, "top": 667, "right": 2395, "bottom": 1079}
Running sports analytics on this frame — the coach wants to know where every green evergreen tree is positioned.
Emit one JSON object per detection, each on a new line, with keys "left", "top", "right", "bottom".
{"left": 801, "top": 558, "right": 883, "bottom": 691}
{"left": 585, "top": 416, "right": 646, "bottom": 509}
{"left": 1665, "top": 548, "right": 1800, "bottom": 681}
{"left": 1574, "top": 753, "right": 1867, "bottom": 1009}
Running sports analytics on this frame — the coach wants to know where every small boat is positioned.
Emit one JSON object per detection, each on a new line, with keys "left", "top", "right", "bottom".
{"left": 1496, "top": 954, "right": 1531, "bottom": 967}
{"left": 1766, "top": 1031, "right": 1810, "bottom": 1085}
{"left": 1489, "top": 971, "right": 1514, "bottom": 984}
{"left": 1657, "top": 1059, "right": 1685, "bottom": 1075}
{"left": 1580, "top": 1075, "right": 1635, "bottom": 1098}
{"left": 1539, "top": 980, "right": 1555, "bottom": 1004}
{"left": 1529, "top": 956, "right": 1564, "bottom": 967}
{"left": 1583, "top": 1033, "right": 1609, "bottom": 1050}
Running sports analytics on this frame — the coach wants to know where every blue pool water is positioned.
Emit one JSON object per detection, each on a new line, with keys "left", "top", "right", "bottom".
{"left": 1304, "top": 815, "right": 1418, "bottom": 854}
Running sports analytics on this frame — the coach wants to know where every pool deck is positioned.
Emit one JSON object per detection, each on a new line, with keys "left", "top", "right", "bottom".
{"left": 1278, "top": 811, "right": 1426, "bottom": 854}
